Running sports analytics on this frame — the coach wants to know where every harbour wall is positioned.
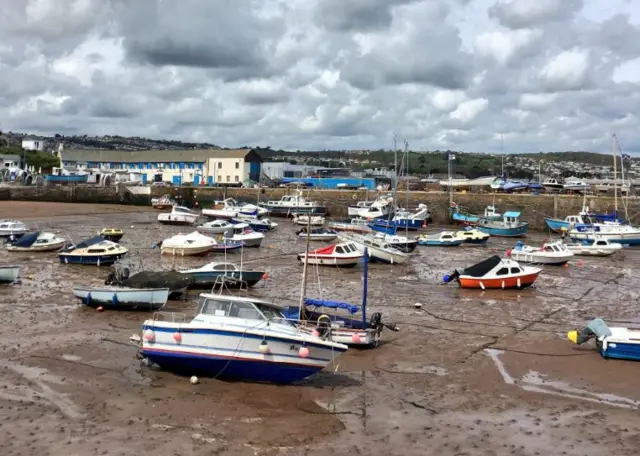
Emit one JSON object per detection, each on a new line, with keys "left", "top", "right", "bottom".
{"left": 1, "top": 185, "right": 636, "bottom": 231}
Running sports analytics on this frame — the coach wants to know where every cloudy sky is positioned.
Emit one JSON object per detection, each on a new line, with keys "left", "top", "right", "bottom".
{"left": 1, "top": 0, "right": 640, "bottom": 153}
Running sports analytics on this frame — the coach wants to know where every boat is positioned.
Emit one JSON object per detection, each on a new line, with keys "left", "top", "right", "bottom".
{"left": 340, "top": 233, "right": 409, "bottom": 264}
{"left": 296, "top": 227, "right": 338, "bottom": 242}
{"left": 348, "top": 200, "right": 374, "bottom": 217}
{"left": 453, "top": 228, "right": 490, "bottom": 244}
{"left": 5, "top": 231, "right": 66, "bottom": 252}
{"left": 297, "top": 241, "right": 363, "bottom": 267}
{"left": 151, "top": 195, "right": 176, "bottom": 210}
{"left": 358, "top": 196, "right": 394, "bottom": 219}
{"left": 138, "top": 294, "right": 348, "bottom": 384}
{"left": 196, "top": 219, "right": 236, "bottom": 235}
{"left": 159, "top": 232, "right": 216, "bottom": 256}
{"left": 72, "top": 286, "right": 170, "bottom": 311}
{"left": 44, "top": 172, "right": 88, "bottom": 183}
{"left": 490, "top": 177, "right": 507, "bottom": 191}
{"left": 544, "top": 214, "right": 589, "bottom": 233}
{"left": 564, "top": 238, "right": 622, "bottom": 256}
{"left": 444, "top": 255, "right": 541, "bottom": 289}
{"left": 202, "top": 198, "right": 268, "bottom": 219}
{"left": 391, "top": 204, "right": 431, "bottom": 230}
{"left": 568, "top": 318, "right": 640, "bottom": 361}
{"left": 292, "top": 214, "right": 325, "bottom": 226}
{"left": 503, "top": 181, "right": 530, "bottom": 192}
{"left": 0, "top": 220, "right": 28, "bottom": 236}
{"left": 58, "top": 236, "right": 128, "bottom": 265}
{"left": 328, "top": 218, "right": 372, "bottom": 234}
{"left": 508, "top": 240, "right": 574, "bottom": 265}
{"left": 224, "top": 223, "right": 264, "bottom": 248}
{"left": 0, "top": 265, "right": 19, "bottom": 283}
{"left": 211, "top": 238, "right": 245, "bottom": 252}
{"left": 158, "top": 206, "right": 199, "bottom": 226}
{"left": 569, "top": 223, "right": 640, "bottom": 246}
{"left": 477, "top": 211, "right": 529, "bottom": 237}
{"left": 99, "top": 228, "right": 124, "bottom": 242}
{"left": 259, "top": 190, "right": 327, "bottom": 216}
{"left": 450, "top": 204, "right": 501, "bottom": 225}
{"left": 232, "top": 216, "right": 278, "bottom": 232}
{"left": 542, "top": 178, "right": 564, "bottom": 192}
{"left": 178, "top": 262, "right": 265, "bottom": 288}
{"left": 595, "top": 181, "right": 631, "bottom": 194}
{"left": 106, "top": 269, "right": 192, "bottom": 297}
{"left": 417, "top": 231, "right": 462, "bottom": 247}
{"left": 374, "top": 232, "right": 418, "bottom": 253}
{"left": 563, "top": 178, "right": 590, "bottom": 192}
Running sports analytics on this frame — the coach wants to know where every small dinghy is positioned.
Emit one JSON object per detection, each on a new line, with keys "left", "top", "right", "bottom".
{"left": 151, "top": 195, "right": 176, "bottom": 210}
{"left": 224, "top": 223, "right": 264, "bottom": 248}
{"left": 0, "top": 220, "right": 28, "bottom": 237}
{"left": 232, "top": 216, "right": 278, "bottom": 232}
{"left": 212, "top": 238, "right": 245, "bottom": 252}
{"left": 374, "top": 232, "right": 418, "bottom": 253}
{"left": 99, "top": 228, "right": 124, "bottom": 242}
{"left": 564, "top": 238, "right": 622, "bottom": 257}
{"left": 292, "top": 214, "right": 325, "bottom": 226}
{"left": 160, "top": 232, "right": 216, "bottom": 256}
{"left": 296, "top": 227, "right": 338, "bottom": 242}
{"left": 106, "top": 269, "right": 193, "bottom": 298}
{"left": 158, "top": 206, "right": 199, "bottom": 226}
{"left": 454, "top": 228, "right": 490, "bottom": 244}
{"left": 179, "top": 262, "right": 265, "bottom": 288}
{"left": 297, "top": 241, "right": 363, "bottom": 267}
{"left": 508, "top": 239, "right": 573, "bottom": 265}
{"left": 73, "top": 286, "right": 170, "bottom": 311}
{"left": 58, "top": 236, "right": 128, "bottom": 265}
{"left": 6, "top": 231, "right": 66, "bottom": 252}
{"left": 196, "top": 219, "right": 235, "bottom": 235}
{"left": 444, "top": 255, "right": 541, "bottom": 289}
{"left": 418, "top": 231, "right": 462, "bottom": 247}
{"left": 568, "top": 318, "right": 640, "bottom": 361}
{"left": 0, "top": 265, "right": 19, "bottom": 283}
{"left": 328, "top": 218, "right": 372, "bottom": 234}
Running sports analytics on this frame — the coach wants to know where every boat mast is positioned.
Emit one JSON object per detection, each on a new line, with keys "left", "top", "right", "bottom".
{"left": 501, "top": 133, "right": 504, "bottom": 177}
{"left": 404, "top": 140, "right": 409, "bottom": 237}
{"left": 613, "top": 133, "right": 618, "bottom": 213}
{"left": 362, "top": 247, "right": 368, "bottom": 328}
{"left": 297, "top": 215, "right": 312, "bottom": 321}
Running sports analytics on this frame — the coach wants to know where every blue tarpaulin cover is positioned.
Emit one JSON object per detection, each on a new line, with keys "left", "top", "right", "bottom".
{"left": 303, "top": 298, "right": 360, "bottom": 314}
{"left": 12, "top": 231, "right": 39, "bottom": 247}
{"left": 74, "top": 236, "right": 106, "bottom": 249}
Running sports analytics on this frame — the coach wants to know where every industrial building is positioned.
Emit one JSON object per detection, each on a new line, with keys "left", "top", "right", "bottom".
{"left": 58, "top": 148, "right": 263, "bottom": 186}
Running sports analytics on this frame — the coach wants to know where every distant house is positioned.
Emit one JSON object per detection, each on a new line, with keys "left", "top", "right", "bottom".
{"left": 0, "top": 154, "right": 21, "bottom": 169}
{"left": 21, "top": 140, "right": 45, "bottom": 151}
{"left": 58, "top": 148, "right": 263, "bottom": 186}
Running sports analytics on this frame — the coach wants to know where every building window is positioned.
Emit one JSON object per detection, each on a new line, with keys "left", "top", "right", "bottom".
{"left": 235, "top": 161, "right": 240, "bottom": 169}
{"left": 234, "top": 175, "right": 239, "bottom": 182}
{"left": 226, "top": 175, "right": 230, "bottom": 182}
{"left": 217, "top": 175, "right": 222, "bottom": 182}
{"left": 218, "top": 162, "right": 222, "bottom": 169}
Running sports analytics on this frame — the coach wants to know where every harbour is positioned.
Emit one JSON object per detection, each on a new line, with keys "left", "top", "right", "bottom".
{"left": 2, "top": 201, "right": 640, "bottom": 455}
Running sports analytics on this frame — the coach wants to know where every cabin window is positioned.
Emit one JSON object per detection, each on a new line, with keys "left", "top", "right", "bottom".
{"left": 87, "top": 249, "right": 105, "bottom": 253}
{"left": 496, "top": 268, "right": 509, "bottom": 276}
{"left": 228, "top": 301, "right": 261, "bottom": 320}
{"left": 108, "top": 247, "right": 115, "bottom": 251}
{"left": 257, "top": 305, "right": 284, "bottom": 322}
{"left": 544, "top": 246, "right": 553, "bottom": 252}
{"left": 201, "top": 298, "right": 231, "bottom": 316}
{"left": 510, "top": 267, "right": 520, "bottom": 274}
{"left": 335, "top": 246, "right": 345, "bottom": 254}
{"left": 213, "top": 263, "right": 235, "bottom": 271}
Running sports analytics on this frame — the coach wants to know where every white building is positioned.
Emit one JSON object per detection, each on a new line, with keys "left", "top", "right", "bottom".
{"left": 21, "top": 140, "right": 45, "bottom": 151}
{"left": 262, "top": 162, "right": 317, "bottom": 180}
{"left": 1, "top": 154, "right": 21, "bottom": 169}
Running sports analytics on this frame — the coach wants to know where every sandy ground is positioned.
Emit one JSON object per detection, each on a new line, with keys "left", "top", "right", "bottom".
{"left": 1, "top": 201, "right": 640, "bottom": 455}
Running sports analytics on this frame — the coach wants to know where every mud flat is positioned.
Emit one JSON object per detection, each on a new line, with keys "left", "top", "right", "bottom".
{"left": 2, "top": 202, "right": 640, "bottom": 455}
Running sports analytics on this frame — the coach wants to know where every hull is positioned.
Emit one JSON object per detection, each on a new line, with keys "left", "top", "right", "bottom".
{"left": 161, "top": 245, "right": 213, "bottom": 256}
{"left": 202, "top": 209, "right": 236, "bottom": 220}
{"left": 451, "top": 212, "right": 479, "bottom": 225}
{"left": 393, "top": 219, "right": 424, "bottom": 230}
{"left": 196, "top": 226, "right": 233, "bottom": 235}
{"left": 153, "top": 204, "right": 173, "bottom": 210}
{"left": 458, "top": 272, "right": 539, "bottom": 289}
{"left": 229, "top": 236, "right": 263, "bottom": 248}
{"left": 0, "top": 266, "right": 19, "bottom": 283}
{"left": 297, "top": 254, "right": 361, "bottom": 267}
{"left": 58, "top": 252, "right": 126, "bottom": 265}
{"left": 73, "top": 287, "right": 169, "bottom": 311}
{"left": 6, "top": 240, "right": 65, "bottom": 252}
{"left": 570, "top": 232, "right": 640, "bottom": 246}
{"left": 261, "top": 206, "right": 327, "bottom": 216}
{"left": 478, "top": 223, "right": 529, "bottom": 237}
{"left": 101, "top": 234, "right": 123, "bottom": 242}
{"left": 181, "top": 271, "right": 264, "bottom": 288}
{"left": 298, "top": 234, "right": 337, "bottom": 242}
{"left": 510, "top": 252, "right": 572, "bottom": 265}
{"left": 329, "top": 223, "right": 371, "bottom": 234}
{"left": 293, "top": 219, "right": 324, "bottom": 226}
{"left": 460, "top": 237, "right": 489, "bottom": 244}
{"left": 388, "top": 241, "right": 418, "bottom": 253}
{"left": 565, "top": 245, "right": 620, "bottom": 257}
{"left": 543, "top": 184, "right": 564, "bottom": 192}
{"left": 544, "top": 217, "right": 569, "bottom": 233}
{"left": 212, "top": 243, "right": 244, "bottom": 252}
{"left": 348, "top": 206, "right": 367, "bottom": 217}
{"left": 601, "top": 342, "right": 640, "bottom": 361}
{"left": 418, "top": 239, "right": 462, "bottom": 247}
{"left": 365, "top": 247, "right": 407, "bottom": 264}
{"left": 0, "top": 229, "right": 28, "bottom": 236}
{"left": 158, "top": 213, "right": 199, "bottom": 225}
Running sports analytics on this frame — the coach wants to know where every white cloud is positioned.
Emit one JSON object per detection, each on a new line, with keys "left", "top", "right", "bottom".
{"left": 539, "top": 48, "right": 591, "bottom": 91}
{"left": 450, "top": 98, "right": 489, "bottom": 123}
{"left": 474, "top": 29, "right": 540, "bottom": 64}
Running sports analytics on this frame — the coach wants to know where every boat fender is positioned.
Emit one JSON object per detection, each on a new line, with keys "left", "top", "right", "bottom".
{"left": 298, "top": 346, "right": 310, "bottom": 358}
{"left": 517, "top": 278, "right": 521, "bottom": 288}
{"left": 87, "top": 293, "right": 91, "bottom": 304}
{"left": 258, "top": 340, "right": 269, "bottom": 353}
{"left": 317, "top": 315, "right": 331, "bottom": 339}
{"left": 143, "top": 329, "right": 155, "bottom": 342}
{"left": 173, "top": 332, "right": 182, "bottom": 344}
{"left": 479, "top": 281, "right": 485, "bottom": 290}
{"left": 501, "top": 281, "right": 505, "bottom": 289}
{"left": 112, "top": 294, "right": 118, "bottom": 305}
{"left": 369, "top": 312, "right": 383, "bottom": 330}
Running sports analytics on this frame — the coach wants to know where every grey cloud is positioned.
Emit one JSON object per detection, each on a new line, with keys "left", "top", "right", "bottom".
{"left": 314, "top": 0, "right": 420, "bottom": 32}
{"left": 489, "top": 0, "right": 583, "bottom": 29}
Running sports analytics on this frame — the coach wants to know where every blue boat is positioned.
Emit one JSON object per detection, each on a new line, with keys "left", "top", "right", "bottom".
{"left": 232, "top": 217, "right": 278, "bottom": 232}
{"left": 503, "top": 181, "right": 529, "bottom": 192}
{"left": 391, "top": 204, "right": 431, "bottom": 230}
{"left": 544, "top": 215, "right": 587, "bottom": 233}
{"left": 44, "top": 174, "right": 88, "bottom": 183}
{"left": 450, "top": 204, "right": 502, "bottom": 225}
{"left": 417, "top": 231, "right": 462, "bottom": 246}
{"left": 477, "top": 211, "right": 529, "bottom": 237}
{"left": 212, "top": 239, "right": 244, "bottom": 253}
{"left": 58, "top": 236, "right": 128, "bottom": 265}
{"left": 368, "top": 219, "right": 398, "bottom": 235}
{"left": 568, "top": 318, "right": 640, "bottom": 362}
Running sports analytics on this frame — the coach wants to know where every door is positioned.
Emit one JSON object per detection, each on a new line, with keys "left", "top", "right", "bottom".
{"left": 207, "top": 176, "right": 214, "bottom": 186}
{"left": 249, "top": 161, "right": 260, "bottom": 182}
{"left": 194, "top": 175, "right": 200, "bottom": 185}
{"left": 141, "top": 174, "right": 147, "bottom": 184}
{"left": 172, "top": 175, "right": 181, "bottom": 186}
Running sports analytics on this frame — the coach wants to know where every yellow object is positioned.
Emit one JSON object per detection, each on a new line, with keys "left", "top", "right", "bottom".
{"left": 567, "top": 330, "right": 578, "bottom": 344}
{"left": 100, "top": 228, "right": 123, "bottom": 235}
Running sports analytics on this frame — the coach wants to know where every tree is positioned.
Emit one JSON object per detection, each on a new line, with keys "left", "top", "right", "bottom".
{"left": 25, "top": 151, "right": 60, "bottom": 171}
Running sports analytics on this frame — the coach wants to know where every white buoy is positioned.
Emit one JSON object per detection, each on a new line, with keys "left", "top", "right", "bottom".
{"left": 501, "top": 281, "right": 505, "bottom": 289}
{"left": 130, "top": 225, "right": 134, "bottom": 228}
{"left": 479, "top": 281, "right": 485, "bottom": 290}
{"left": 143, "top": 329, "right": 155, "bottom": 342}
{"left": 414, "top": 302, "right": 422, "bottom": 309}
{"left": 190, "top": 376, "right": 199, "bottom": 385}
{"left": 258, "top": 341, "right": 269, "bottom": 353}
{"left": 517, "top": 278, "right": 521, "bottom": 288}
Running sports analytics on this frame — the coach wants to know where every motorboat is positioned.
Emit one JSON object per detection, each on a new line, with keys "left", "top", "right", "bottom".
{"left": 544, "top": 205, "right": 622, "bottom": 233}
{"left": 297, "top": 241, "right": 364, "bottom": 267}
{"left": 151, "top": 195, "right": 176, "bottom": 210}
{"left": 211, "top": 238, "right": 245, "bottom": 253}
{"left": 0, "top": 220, "right": 28, "bottom": 237}
{"left": 5, "top": 231, "right": 66, "bottom": 252}
{"left": 223, "top": 223, "right": 264, "bottom": 248}
{"left": 563, "top": 178, "right": 590, "bottom": 192}
{"left": 58, "top": 236, "right": 128, "bottom": 265}
{"left": 178, "top": 262, "right": 265, "bottom": 289}
{"left": 564, "top": 238, "right": 622, "bottom": 257}
{"left": 450, "top": 204, "right": 501, "bottom": 225}
{"left": 159, "top": 232, "right": 216, "bottom": 256}
{"left": 417, "top": 231, "right": 462, "bottom": 247}
{"left": 196, "top": 219, "right": 236, "bottom": 235}
{"left": 542, "top": 178, "right": 564, "bottom": 192}
{"left": 158, "top": 206, "right": 199, "bottom": 226}
{"left": 292, "top": 214, "right": 325, "bottom": 226}
{"left": 444, "top": 255, "right": 541, "bottom": 289}
{"left": 99, "top": 228, "right": 124, "bottom": 242}
{"left": 544, "top": 214, "right": 589, "bottom": 233}
{"left": 202, "top": 198, "right": 267, "bottom": 220}
{"left": 232, "top": 216, "right": 278, "bottom": 232}
{"left": 73, "top": 286, "right": 170, "bottom": 311}
{"left": 328, "top": 218, "right": 372, "bottom": 234}
{"left": 569, "top": 223, "right": 640, "bottom": 246}
{"left": 391, "top": 204, "right": 431, "bottom": 230}
{"left": 373, "top": 232, "right": 418, "bottom": 253}
{"left": 259, "top": 190, "right": 327, "bottom": 216}
{"left": 490, "top": 177, "right": 507, "bottom": 191}
{"left": 503, "top": 181, "right": 530, "bottom": 192}
{"left": 138, "top": 294, "right": 348, "bottom": 384}
{"left": 0, "top": 265, "right": 19, "bottom": 283}
{"left": 348, "top": 194, "right": 393, "bottom": 218}
{"left": 348, "top": 200, "right": 374, "bottom": 217}
{"left": 595, "top": 181, "right": 631, "bottom": 194}
{"left": 296, "top": 227, "right": 338, "bottom": 242}
{"left": 508, "top": 240, "right": 574, "bottom": 265}
{"left": 477, "top": 211, "right": 529, "bottom": 237}
{"left": 358, "top": 196, "right": 394, "bottom": 219}
{"left": 340, "top": 233, "right": 409, "bottom": 264}
{"left": 568, "top": 318, "right": 640, "bottom": 361}
{"left": 106, "top": 269, "right": 192, "bottom": 298}
{"left": 454, "top": 228, "right": 490, "bottom": 244}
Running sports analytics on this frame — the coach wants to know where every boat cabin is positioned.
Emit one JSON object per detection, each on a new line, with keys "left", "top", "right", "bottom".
{"left": 484, "top": 206, "right": 499, "bottom": 217}
{"left": 173, "top": 206, "right": 194, "bottom": 214}
{"left": 332, "top": 242, "right": 359, "bottom": 255}
{"left": 194, "top": 294, "right": 287, "bottom": 325}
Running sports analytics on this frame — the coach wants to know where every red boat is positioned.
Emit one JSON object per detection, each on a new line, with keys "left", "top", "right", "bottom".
{"left": 444, "top": 255, "right": 541, "bottom": 289}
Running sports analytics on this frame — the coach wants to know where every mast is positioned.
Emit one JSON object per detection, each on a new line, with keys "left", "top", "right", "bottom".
{"left": 404, "top": 140, "right": 409, "bottom": 237}
{"left": 448, "top": 150, "right": 453, "bottom": 205}
{"left": 297, "top": 215, "right": 312, "bottom": 321}
{"left": 501, "top": 133, "right": 504, "bottom": 176}
{"left": 613, "top": 133, "right": 618, "bottom": 213}
{"left": 361, "top": 247, "right": 368, "bottom": 328}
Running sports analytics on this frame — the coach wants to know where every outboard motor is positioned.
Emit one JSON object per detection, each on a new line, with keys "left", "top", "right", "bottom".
{"left": 443, "top": 270, "right": 460, "bottom": 283}
{"left": 369, "top": 312, "right": 383, "bottom": 330}
{"left": 105, "top": 271, "right": 117, "bottom": 285}
{"left": 568, "top": 318, "right": 612, "bottom": 345}
{"left": 316, "top": 315, "right": 331, "bottom": 339}
{"left": 121, "top": 267, "right": 130, "bottom": 280}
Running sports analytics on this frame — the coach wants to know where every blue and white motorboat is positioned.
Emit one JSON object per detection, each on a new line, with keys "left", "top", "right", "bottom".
{"left": 0, "top": 220, "right": 28, "bottom": 237}
{"left": 223, "top": 223, "right": 264, "bottom": 248}
{"left": 73, "top": 286, "right": 170, "bottom": 311}
{"left": 453, "top": 228, "right": 490, "bottom": 244}
{"left": 450, "top": 204, "right": 501, "bottom": 225}
{"left": 477, "top": 211, "right": 529, "bottom": 237}
{"left": 340, "top": 233, "right": 409, "bottom": 264}
{"left": 544, "top": 215, "right": 587, "bottom": 233}
{"left": 569, "top": 223, "right": 640, "bottom": 246}
{"left": 503, "top": 181, "right": 529, "bottom": 192}
{"left": 6, "top": 231, "right": 66, "bottom": 252}
{"left": 373, "top": 232, "right": 418, "bottom": 253}
{"left": 212, "top": 238, "right": 245, "bottom": 252}
{"left": 232, "top": 217, "right": 278, "bottom": 232}
{"left": 391, "top": 203, "right": 431, "bottom": 230}
{"left": 417, "top": 231, "right": 462, "bottom": 247}
{"left": 139, "top": 294, "right": 348, "bottom": 383}
{"left": 179, "top": 262, "right": 265, "bottom": 288}
{"left": 544, "top": 206, "right": 622, "bottom": 233}
{"left": 568, "top": 318, "right": 640, "bottom": 361}
{"left": 58, "top": 236, "right": 128, "bottom": 265}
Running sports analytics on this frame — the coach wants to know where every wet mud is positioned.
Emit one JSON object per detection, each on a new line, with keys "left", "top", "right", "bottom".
{"left": 2, "top": 201, "right": 640, "bottom": 455}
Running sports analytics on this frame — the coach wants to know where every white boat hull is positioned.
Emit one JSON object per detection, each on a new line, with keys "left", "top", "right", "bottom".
{"left": 0, "top": 266, "right": 19, "bottom": 283}
{"left": 6, "top": 239, "right": 65, "bottom": 252}
{"left": 510, "top": 251, "right": 573, "bottom": 265}
{"left": 565, "top": 244, "right": 622, "bottom": 257}
{"left": 158, "top": 213, "right": 199, "bottom": 225}
{"left": 297, "top": 254, "right": 362, "bottom": 267}
{"left": 73, "top": 287, "right": 169, "bottom": 310}
{"left": 196, "top": 226, "right": 233, "bottom": 235}
{"left": 293, "top": 217, "right": 325, "bottom": 226}
{"left": 298, "top": 233, "right": 337, "bottom": 241}
{"left": 161, "top": 245, "right": 213, "bottom": 256}
{"left": 228, "top": 234, "right": 263, "bottom": 247}
{"left": 202, "top": 209, "right": 237, "bottom": 219}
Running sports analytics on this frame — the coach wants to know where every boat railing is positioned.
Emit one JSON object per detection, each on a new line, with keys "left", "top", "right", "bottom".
{"left": 152, "top": 311, "right": 188, "bottom": 323}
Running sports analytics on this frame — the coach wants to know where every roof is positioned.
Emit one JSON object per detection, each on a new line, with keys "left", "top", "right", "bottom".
{"left": 503, "top": 211, "right": 521, "bottom": 217}
{"left": 200, "top": 293, "right": 284, "bottom": 310}
{"left": 0, "top": 154, "right": 21, "bottom": 161}
{"left": 59, "top": 148, "right": 261, "bottom": 163}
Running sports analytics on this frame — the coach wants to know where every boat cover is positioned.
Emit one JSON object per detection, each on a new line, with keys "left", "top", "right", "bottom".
{"left": 75, "top": 236, "right": 107, "bottom": 249}
{"left": 310, "top": 245, "right": 336, "bottom": 255}
{"left": 303, "top": 298, "right": 360, "bottom": 314}
{"left": 503, "top": 211, "right": 521, "bottom": 218}
{"left": 461, "top": 255, "right": 502, "bottom": 277}
{"left": 120, "top": 271, "right": 193, "bottom": 291}
{"left": 10, "top": 231, "right": 39, "bottom": 247}
{"left": 298, "top": 228, "right": 335, "bottom": 235}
